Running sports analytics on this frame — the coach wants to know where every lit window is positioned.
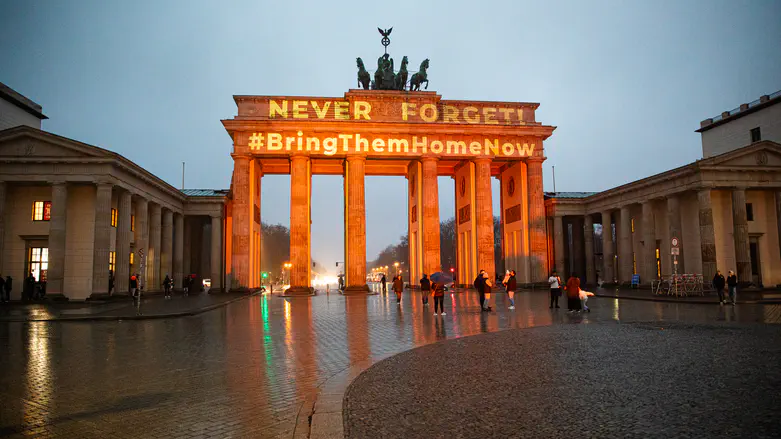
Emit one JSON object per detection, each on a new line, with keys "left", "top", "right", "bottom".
{"left": 630, "top": 218, "right": 635, "bottom": 233}
{"left": 632, "top": 252, "right": 637, "bottom": 275}
{"left": 28, "top": 247, "right": 49, "bottom": 281}
{"left": 111, "top": 209, "right": 117, "bottom": 227}
{"left": 130, "top": 252, "right": 134, "bottom": 265}
{"left": 32, "top": 201, "right": 52, "bottom": 221}
{"left": 109, "top": 251, "right": 116, "bottom": 272}
{"left": 131, "top": 215, "right": 135, "bottom": 231}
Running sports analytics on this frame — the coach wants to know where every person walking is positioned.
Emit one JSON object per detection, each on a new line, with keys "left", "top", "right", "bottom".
{"left": 381, "top": 274, "right": 387, "bottom": 295}
{"left": 182, "top": 275, "right": 190, "bottom": 297}
{"left": 548, "top": 271, "right": 562, "bottom": 309}
{"left": 420, "top": 274, "right": 431, "bottom": 306}
{"left": 713, "top": 270, "right": 726, "bottom": 305}
{"left": 3, "top": 276, "right": 12, "bottom": 303}
{"left": 108, "top": 270, "right": 115, "bottom": 296}
{"left": 130, "top": 274, "right": 138, "bottom": 299}
{"left": 564, "top": 274, "right": 582, "bottom": 312}
{"left": 392, "top": 274, "right": 404, "bottom": 304}
{"left": 726, "top": 270, "right": 738, "bottom": 306}
{"left": 433, "top": 279, "right": 446, "bottom": 315}
{"left": 474, "top": 270, "right": 486, "bottom": 310}
{"left": 23, "top": 273, "right": 35, "bottom": 301}
{"left": 163, "top": 274, "right": 172, "bottom": 299}
{"left": 505, "top": 270, "right": 517, "bottom": 310}
{"left": 482, "top": 272, "right": 494, "bottom": 312}
{"left": 0, "top": 275, "right": 5, "bottom": 303}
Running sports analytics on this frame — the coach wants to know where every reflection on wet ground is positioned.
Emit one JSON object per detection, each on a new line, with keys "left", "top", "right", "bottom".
{"left": 1, "top": 286, "right": 779, "bottom": 437}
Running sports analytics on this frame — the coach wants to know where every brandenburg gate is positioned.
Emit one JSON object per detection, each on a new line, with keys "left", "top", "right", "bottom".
{"left": 222, "top": 90, "right": 556, "bottom": 294}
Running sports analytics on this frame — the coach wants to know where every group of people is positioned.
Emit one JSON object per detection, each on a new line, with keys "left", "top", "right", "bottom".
{"left": 548, "top": 271, "right": 593, "bottom": 312}
{"left": 419, "top": 274, "right": 448, "bottom": 315}
{"left": 712, "top": 270, "right": 738, "bottom": 305}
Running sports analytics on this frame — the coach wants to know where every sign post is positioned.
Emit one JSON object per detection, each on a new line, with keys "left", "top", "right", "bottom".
{"left": 671, "top": 238, "right": 680, "bottom": 296}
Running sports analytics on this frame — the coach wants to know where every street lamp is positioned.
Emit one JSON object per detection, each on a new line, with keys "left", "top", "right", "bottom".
{"left": 283, "top": 262, "right": 292, "bottom": 284}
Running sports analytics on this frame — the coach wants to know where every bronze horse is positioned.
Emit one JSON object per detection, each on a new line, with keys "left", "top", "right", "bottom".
{"left": 395, "top": 56, "right": 408, "bottom": 90}
{"left": 356, "top": 58, "right": 370, "bottom": 90}
{"left": 410, "top": 59, "right": 429, "bottom": 91}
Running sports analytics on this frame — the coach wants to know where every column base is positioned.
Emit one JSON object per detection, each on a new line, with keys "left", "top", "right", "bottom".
{"left": 283, "top": 286, "right": 316, "bottom": 296}
{"left": 342, "top": 285, "right": 373, "bottom": 295}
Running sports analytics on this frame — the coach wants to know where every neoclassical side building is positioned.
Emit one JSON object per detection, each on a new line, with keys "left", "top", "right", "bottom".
{"left": 546, "top": 90, "right": 781, "bottom": 287}
{"left": 0, "top": 82, "right": 227, "bottom": 300}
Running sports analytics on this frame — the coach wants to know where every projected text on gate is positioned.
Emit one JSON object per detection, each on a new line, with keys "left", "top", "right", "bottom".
{"left": 247, "top": 131, "right": 537, "bottom": 158}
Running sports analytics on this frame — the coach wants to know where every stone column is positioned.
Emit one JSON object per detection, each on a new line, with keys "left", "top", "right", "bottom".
{"left": 161, "top": 209, "right": 173, "bottom": 282}
{"left": 92, "top": 183, "right": 113, "bottom": 295}
{"left": 667, "top": 195, "right": 685, "bottom": 274}
{"left": 0, "top": 182, "right": 6, "bottom": 273}
{"left": 731, "top": 188, "right": 752, "bottom": 283}
{"left": 776, "top": 191, "right": 781, "bottom": 263}
{"left": 642, "top": 200, "right": 656, "bottom": 283}
{"left": 619, "top": 205, "right": 633, "bottom": 283}
{"left": 133, "top": 197, "right": 148, "bottom": 289}
{"left": 288, "top": 155, "right": 311, "bottom": 294}
{"left": 148, "top": 203, "right": 162, "bottom": 291}
{"left": 211, "top": 214, "right": 223, "bottom": 292}
{"left": 115, "top": 190, "right": 132, "bottom": 295}
{"left": 344, "top": 156, "right": 369, "bottom": 293}
{"left": 231, "top": 156, "right": 250, "bottom": 289}
{"left": 422, "top": 157, "right": 442, "bottom": 275}
{"left": 527, "top": 159, "right": 547, "bottom": 282}
{"left": 174, "top": 213, "right": 184, "bottom": 289}
{"left": 183, "top": 217, "right": 191, "bottom": 277}
{"left": 583, "top": 215, "right": 596, "bottom": 284}
{"left": 553, "top": 215, "right": 565, "bottom": 276}
{"left": 601, "top": 210, "right": 614, "bottom": 283}
{"left": 698, "top": 189, "right": 717, "bottom": 282}
{"left": 47, "top": 182, "right": 68, "bottom": 296}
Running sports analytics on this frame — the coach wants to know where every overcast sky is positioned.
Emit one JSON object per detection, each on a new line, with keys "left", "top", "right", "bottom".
{"left": 1, "top": 0, "right": 780, "bottom": 272}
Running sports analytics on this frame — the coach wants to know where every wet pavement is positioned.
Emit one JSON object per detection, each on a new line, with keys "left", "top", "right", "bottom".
{"left": 1, "top": 284, "right": 780, "bottom": 438}
{"left": 0, "top": 291, "right": 253, "bottom": 321}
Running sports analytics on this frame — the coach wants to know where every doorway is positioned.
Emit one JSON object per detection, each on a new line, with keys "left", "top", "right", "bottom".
{"left": 749, "top": 236, "right": 762, "bottom": 286}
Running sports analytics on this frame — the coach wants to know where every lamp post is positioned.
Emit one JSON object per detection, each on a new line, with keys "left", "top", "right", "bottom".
{"left": 283, "top": 262, "right": 292, "bottom": 285}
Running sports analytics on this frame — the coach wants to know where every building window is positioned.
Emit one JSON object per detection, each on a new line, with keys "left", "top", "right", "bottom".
{"left": 111, "top": 208, "right": 117, "bottom": 227}
{"left": 28, "top": 247, "right": 49, "bottom": 281}
{"left": 746, "top": 203, "right": 754, "bottom": 221}
{"left": 32, "top": 201, "right": 52, "bottom": 221}
{"left": 631, "top": 218, "right": 635, "bottom": 233}
{"left": 750, "top": 127, "right": 761, "bottom": 143}
{"left": 131, "top": 215, "right": 135, "bottom": 231}
{"left": 130, "top": 252, "right": 134, "bottom": 265}
{"left": 109, "top": 251, "right": 116, "bottom": 272}
{"left": 632, "top": 252, "right": 637, "bottom": 275}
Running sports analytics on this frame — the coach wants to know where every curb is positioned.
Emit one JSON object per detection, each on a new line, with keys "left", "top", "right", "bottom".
{"left": 593, "top": 293, "right": 781, "bottom": 305}
{"left": 0, "top": 292, "right": 262, "bottom": 322}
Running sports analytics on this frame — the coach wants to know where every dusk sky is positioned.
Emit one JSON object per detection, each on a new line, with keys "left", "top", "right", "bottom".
{"left": 2, "top": 0, "right": 780, "bottom": 273}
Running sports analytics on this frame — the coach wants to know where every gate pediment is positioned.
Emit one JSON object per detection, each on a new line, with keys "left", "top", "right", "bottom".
{"left": 701, "top": 141, "right": 781, "bottom": 169}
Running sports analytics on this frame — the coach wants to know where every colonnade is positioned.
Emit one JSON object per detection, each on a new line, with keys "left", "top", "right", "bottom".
{"left": 550, "top": 187, "right": 775, "bottom": 286}
{"left": 230, "top": 155, "right": 550, "bottom": 293}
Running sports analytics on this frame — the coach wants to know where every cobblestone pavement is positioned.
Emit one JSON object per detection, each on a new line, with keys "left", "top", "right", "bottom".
{"left": 344, "top": 322, "right": 781, "bottom": 439}
{"left": 1, "top": 285, "right": 780, "bottom": 438}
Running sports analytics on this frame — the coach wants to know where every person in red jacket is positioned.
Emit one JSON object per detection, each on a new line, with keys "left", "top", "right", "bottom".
{"left": 565, "top": 274, "right": 582, "bottom": 312}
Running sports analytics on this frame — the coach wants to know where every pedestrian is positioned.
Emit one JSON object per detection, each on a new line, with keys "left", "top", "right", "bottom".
{"left": 564, "top": 273, "right": 582, "bottom": 312}
{"left": 24, "top": 273, "right": 36, "bottom": 301}
{"left": 420, "top": 274, "right": 431, "bottom": 306}
{"left": 182, "top": 275, "right": 190, "bottom": 297}
{"left": 108, "top": 270, "right": 115, "bottom": 296}
{"left": 163, "top": 274, "right": 172, "bottom": 299}
{"left": 712, "top": 270, "right": 726, "bottom": 305}
{"left": 474, "top": 269, "right": 486, "bottom": 310}
{"left": 4, "top": 276, "right": 12, "bottom": 303}
{"left": 548, "top": 271, "right": 562, "bottom": 309}
{"left": 393, "top": 274, "right": 404, "bottom": 304}
{"left": 482, "top": 271, "right": 493, "bottom": 312}
{"left": 129, "top": 274, "right": 138, "bottom": 299}
{"left": 433, "top": 279, "right": 446, "bottom": 315}
{"left": 726, "top": 270, "right": 738, "bottom": 306}
{"left": 0, "top": 275, "right": 5, "bottom": 303}
{"left": 579, "top": 289, "right": 594, "bottom": 312}
{"left": 381, "top": 274, "right": 387, "bottom": 294}
{"left": 505, "top": 269, "right": 517, "bottom": 310}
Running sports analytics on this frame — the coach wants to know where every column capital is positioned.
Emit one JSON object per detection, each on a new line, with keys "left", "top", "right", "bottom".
{"left": 472, "top": 157, "right": 491, "bottom": 165}
{"left": 420, "top": 156, "right": 439, "bottom": 164}
{"left": 289, "top": 154, "right": 310, "bottom": 164}
{"left": 231, "top": 153, "right": 252, "bottom": 161}
{"left": 345, "top": 155, "right": 366, "bottom": 163}
{"left": 209, "top": 212, "right": 222, "bottom": 219}
{"left": 95, "top": 181, "right": 113, "bottom": 189}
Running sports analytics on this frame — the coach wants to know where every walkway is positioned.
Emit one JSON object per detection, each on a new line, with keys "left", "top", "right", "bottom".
{"left": 1, "top": 286, "right": 779, "bottom": 438}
